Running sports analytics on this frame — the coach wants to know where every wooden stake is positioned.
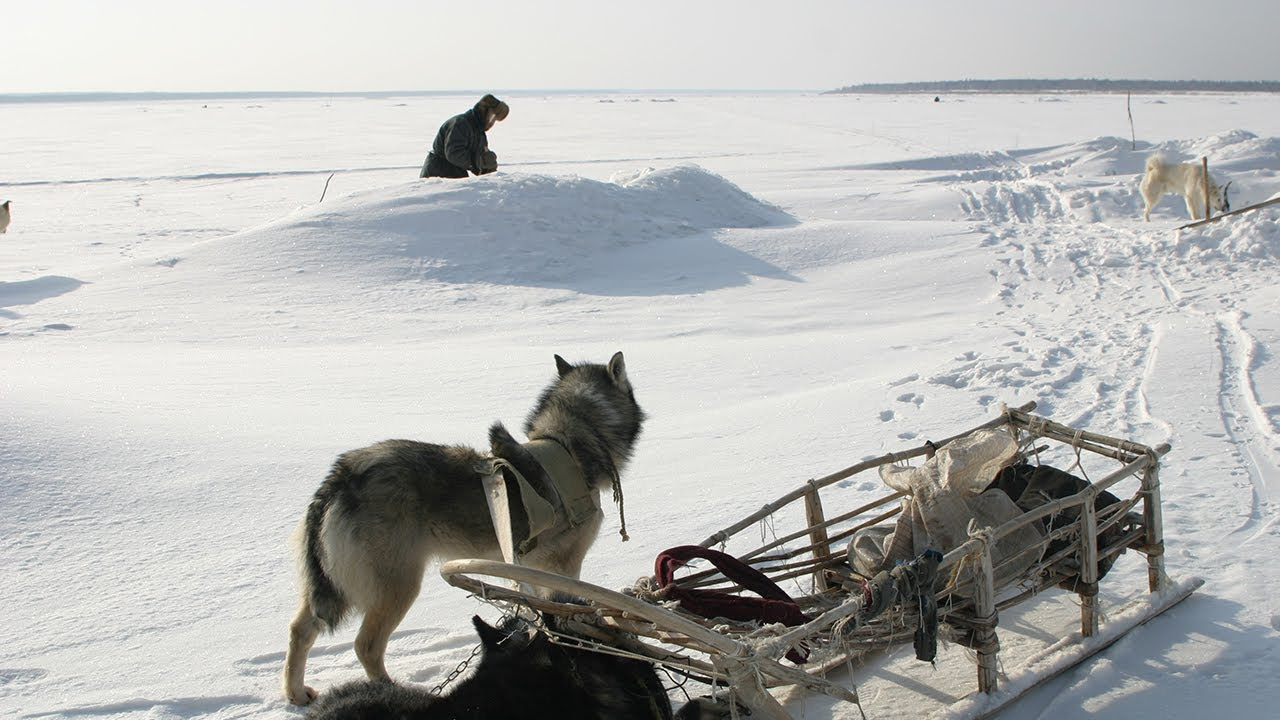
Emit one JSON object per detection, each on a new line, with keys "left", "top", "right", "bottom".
{"left": 974, "top": 543, "right": 1000, "bottom": 694}
{"left": 1127, "top": 92, "right": 1135, "bottom": 150}
{"left": 1078, "top": 487, "right": 1100, "bottom": 637}
{"left": 319, "top": 172, "right": 335, "bottom": 203}
{"left": 1142, "top": 463, "right": 1168, "bottom": 593}
{"left": 803, "top": 482, "right": 832, "bottom": 591}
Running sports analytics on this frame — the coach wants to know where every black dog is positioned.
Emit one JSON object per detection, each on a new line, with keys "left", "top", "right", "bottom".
{"left": 307, "top": 614, "right": 727, "bottom": 720}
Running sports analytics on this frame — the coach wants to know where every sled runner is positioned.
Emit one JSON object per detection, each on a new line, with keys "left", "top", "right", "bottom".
{"left": 442, "top": 402, "right": 1199, "bottom": 719}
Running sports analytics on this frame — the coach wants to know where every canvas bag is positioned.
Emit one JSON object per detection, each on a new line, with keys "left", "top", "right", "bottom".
{"left": 849, "top": 429, "right": 1044, "bottom": 593}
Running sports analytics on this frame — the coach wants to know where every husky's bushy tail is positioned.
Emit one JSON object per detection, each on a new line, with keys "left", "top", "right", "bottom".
{"left": 300, "top": 471, "right": 348, "bottom": 631}
{"left": 1145, "top": 154, "right": 1167, "bottom": 177}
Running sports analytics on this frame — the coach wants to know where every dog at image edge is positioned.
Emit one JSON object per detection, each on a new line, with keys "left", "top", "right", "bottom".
{"left": 283, "top": 352, "right": 646, "bottom": 705}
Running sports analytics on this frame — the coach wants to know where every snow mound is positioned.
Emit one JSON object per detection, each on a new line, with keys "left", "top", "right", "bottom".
{"left": 1017, "top": 136, "right": 1149, "bottom": 177}
{"left": 186, "top": 165, "right": 792, "bottom": 287}
{"left": 1149, "top": 129, "right": 1260, "bottom": 164}
{"left": 843, "top": 151, "right": 1025, "bottom": 182}
{"left": 1169, "top": 210, "right": 1280, "bottom": 267}
{"left": 950, "top": 132, "right": 1278, "bottom": 224}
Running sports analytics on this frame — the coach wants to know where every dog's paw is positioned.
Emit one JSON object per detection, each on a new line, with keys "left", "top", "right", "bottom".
{"left": 285, "top": 684, "right": 319, "bottom": 706}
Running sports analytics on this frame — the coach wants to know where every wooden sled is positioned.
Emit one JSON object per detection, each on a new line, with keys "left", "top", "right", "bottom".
{"left": 441, "top": 402, "right": 1199, "bottom": 719}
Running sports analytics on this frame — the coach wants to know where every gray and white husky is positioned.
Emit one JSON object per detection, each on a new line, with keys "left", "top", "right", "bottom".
{"left": 283, "top": 352, "right": 645, "bottom": 705}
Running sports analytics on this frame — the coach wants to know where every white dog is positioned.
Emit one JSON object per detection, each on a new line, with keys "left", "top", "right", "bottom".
{"left": 0, "top": 200, "right": 9, "bottom": 233}
{"left": 1140, "top": 155, "right": 1231, "bottom": 222}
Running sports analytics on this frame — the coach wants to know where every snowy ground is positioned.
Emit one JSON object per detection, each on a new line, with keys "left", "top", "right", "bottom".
{"left": 3, "top": 91, "right": 1280, "bottom": 719}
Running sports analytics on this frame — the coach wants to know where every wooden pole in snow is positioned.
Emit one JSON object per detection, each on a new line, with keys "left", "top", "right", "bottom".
{"left": 1127, "top": 92, "right": 1135, "bottom": 150}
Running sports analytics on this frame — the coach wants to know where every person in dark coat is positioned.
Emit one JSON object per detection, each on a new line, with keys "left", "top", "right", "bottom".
{"left": 420, "top": 94, "right": 510, "bottom": 178}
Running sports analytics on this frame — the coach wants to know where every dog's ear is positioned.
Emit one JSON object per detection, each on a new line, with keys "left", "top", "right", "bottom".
{"left": 1222, "top": 181, "right": 1233, "bottom": 211}
{"left": 554, "top": 354, "right": 574, "bottom": 378}
{"left": 472, "top": 615, "right": 507, "bottom": 652}
{"left": 607, "top": 351, "right": 627, "bottom": 385}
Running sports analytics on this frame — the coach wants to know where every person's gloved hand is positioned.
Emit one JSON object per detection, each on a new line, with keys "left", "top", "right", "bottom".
{"left": 479, "top": 150, "right": 499, "bottom": 174}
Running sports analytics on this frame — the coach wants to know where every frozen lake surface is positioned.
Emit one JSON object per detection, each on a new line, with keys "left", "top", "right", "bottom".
{"left": 3, "top": 91, "right": 1280, "bottom": 719}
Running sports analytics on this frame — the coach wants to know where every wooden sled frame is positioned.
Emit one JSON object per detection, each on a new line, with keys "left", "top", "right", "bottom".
{"left": 441, "top": 401, "right": 1199, "bottom": 719}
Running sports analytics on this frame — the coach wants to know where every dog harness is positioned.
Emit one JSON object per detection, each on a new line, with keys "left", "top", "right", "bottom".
{"left": 483, "top": 438, "right": 596, "bottom": 562}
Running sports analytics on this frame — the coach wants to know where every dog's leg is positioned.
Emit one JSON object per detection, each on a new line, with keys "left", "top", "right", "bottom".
{"left": 353, "top": 576, "right": 423, "bottom": 683}
{"left": 1184, "top": 193, "right": 1201, "bottom": 220}
{"left": 284, "top": 600, "right": 325, "bottom": 704}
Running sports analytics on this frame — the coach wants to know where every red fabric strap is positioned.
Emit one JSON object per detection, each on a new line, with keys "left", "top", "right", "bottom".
{"left": 654, "top": 545, "right": 810, "bottom": 663}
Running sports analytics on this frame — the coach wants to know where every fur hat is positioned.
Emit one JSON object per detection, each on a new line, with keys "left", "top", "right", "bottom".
{"left": 475, "top": 94, "right": 509, "bottom": 121}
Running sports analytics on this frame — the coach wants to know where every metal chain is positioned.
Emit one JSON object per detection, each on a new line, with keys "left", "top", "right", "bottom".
{"left": 430, "top": 642, "right": 483, "bottom": 696}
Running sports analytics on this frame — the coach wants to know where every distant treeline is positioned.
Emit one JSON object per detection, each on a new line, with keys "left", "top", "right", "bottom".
{"left": 0, "top": 90, "right": 456, "bottom": 104}
{"left": 825, "top": 79, "right": 1280, "bottom": 94}
{"left": 0, "top": 89, "right": 699, "bottom": 104}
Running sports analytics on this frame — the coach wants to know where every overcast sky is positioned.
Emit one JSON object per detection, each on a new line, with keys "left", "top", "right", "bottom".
{"left": 3, "top": 1, "right": 1277, "bottom": 94}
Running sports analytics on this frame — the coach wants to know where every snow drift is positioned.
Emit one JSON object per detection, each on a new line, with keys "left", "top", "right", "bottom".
{"left": 182, "top": 165, "right": 793, "bottom": 288}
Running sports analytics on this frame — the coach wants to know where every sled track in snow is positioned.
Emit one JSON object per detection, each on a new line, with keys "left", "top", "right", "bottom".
{"left": 1214, "top": 311, "right": 1280, "bottom": 531}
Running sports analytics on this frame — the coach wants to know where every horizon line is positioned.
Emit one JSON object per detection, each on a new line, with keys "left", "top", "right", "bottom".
{"left": 0, "top": 88, "right": 815, "bottom": 102}
{"left": 5, "top": 79, "right": 1278, "bottom": 103}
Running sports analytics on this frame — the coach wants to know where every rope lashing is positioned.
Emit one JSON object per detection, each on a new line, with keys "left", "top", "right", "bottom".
{"left": 611, "top": 467, "right": 629, "bottom": 541}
